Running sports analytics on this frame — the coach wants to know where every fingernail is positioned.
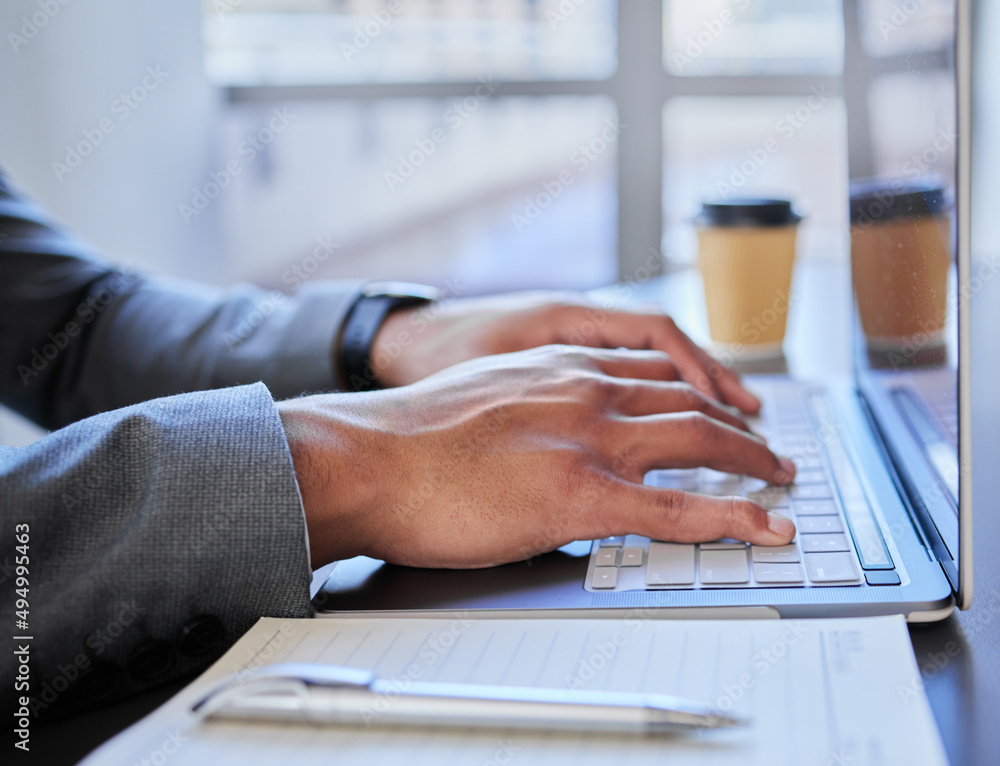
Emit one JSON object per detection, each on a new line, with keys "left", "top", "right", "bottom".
{"left": 774, "top": 457, "right": 796, "bottom": 484}
{"left": 767, "top": 512, "right": 796, "bottom": 539}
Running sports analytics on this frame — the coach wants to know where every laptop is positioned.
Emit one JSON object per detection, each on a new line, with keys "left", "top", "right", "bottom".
{"left": 315, "top": 0, "right": 972, "bottom": 622}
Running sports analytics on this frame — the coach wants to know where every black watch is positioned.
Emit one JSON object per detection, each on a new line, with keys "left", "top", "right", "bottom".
{"left": 337, "top": 282, "right": 440, "bottom": 392}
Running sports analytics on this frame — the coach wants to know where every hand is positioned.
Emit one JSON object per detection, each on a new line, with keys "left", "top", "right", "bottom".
{"left": 278, "top": 345, "right": 795, "bottom": 569}
{"left": 370, "top": 291, "right": 761, "bottom": 415}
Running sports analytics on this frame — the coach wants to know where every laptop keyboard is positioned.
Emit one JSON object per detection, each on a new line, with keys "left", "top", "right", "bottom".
{"left": 585, "top": 382, "right": 900, "bottom": 592}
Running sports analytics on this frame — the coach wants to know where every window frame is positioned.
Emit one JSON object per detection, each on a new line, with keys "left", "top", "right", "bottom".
{"left": 219, "top": 1, "right": 946, "bottom": 280}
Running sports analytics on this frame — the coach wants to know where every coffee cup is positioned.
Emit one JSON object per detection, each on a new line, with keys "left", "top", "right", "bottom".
{"left": 849, "top": 179, "right": 952, "bottom": 358}
{"left": 695, "top": 198, "right": 802, "bottom": 358}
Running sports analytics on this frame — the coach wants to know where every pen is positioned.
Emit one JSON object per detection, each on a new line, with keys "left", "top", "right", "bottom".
{"left": 193, "top": 662, "right": 744, "bottom": 734}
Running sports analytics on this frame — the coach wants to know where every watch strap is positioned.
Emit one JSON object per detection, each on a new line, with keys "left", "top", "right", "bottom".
{"left": 338, "top": 291, "right": 434, "bottom": 391}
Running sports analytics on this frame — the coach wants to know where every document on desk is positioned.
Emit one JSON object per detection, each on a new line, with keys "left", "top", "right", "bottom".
{"left": 83, "top": 614, "right": 947, "bottom": 766}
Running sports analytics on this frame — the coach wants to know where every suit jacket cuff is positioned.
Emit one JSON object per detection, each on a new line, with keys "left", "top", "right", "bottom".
{"left": 0, "top": 382, "right": 313, "bottom": 719}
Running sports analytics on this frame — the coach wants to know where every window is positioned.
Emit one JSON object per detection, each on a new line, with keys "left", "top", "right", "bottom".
{"left": 664, "top": 0, "right": 843, "bottom": 76}
{"left": 204, "top": 0, "right": 617, "bottom": 85}
{"left": 198, "top": 0, "right": 950, "bottom": 292}
{"left": 662, "top": 96, "right": 848, "bottom": 266}
{"left": 216, "top": 95, "right": 619, "bottom": 294}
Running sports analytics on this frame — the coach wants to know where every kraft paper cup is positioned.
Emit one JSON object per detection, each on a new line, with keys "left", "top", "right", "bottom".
{"left": 849, "top": 179, "right": 952, "bottom": 357}
{"left": 695, "top": 199, "right": 802, "bottom": 359}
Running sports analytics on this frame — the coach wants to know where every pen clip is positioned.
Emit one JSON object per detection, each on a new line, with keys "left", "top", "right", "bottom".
{"left": 192, "top": 662, "right": 374, "bottom": 715}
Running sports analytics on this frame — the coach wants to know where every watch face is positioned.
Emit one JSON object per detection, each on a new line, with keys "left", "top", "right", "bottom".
{"left": 361, "top": 281, "right": 441, "bottom": 302}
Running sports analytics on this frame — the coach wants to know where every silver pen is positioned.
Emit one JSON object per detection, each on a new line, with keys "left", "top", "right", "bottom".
{"left": 193, "top": 662, "right": 744, "bottom": 735}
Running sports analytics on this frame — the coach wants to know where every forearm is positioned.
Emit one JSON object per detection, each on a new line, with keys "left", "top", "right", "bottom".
{"left": 59, "top": 274, "right": 365, "bottom": 422}
{"left": 0, "top": 170, "right": 365, "bottom": 430}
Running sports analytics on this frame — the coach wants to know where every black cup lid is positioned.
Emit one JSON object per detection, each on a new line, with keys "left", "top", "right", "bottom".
{"left": 849, "top": 177, "right": 950, "bottom": 224}
{"left": 693, "top": 198, "right": 802, "bottom": 228}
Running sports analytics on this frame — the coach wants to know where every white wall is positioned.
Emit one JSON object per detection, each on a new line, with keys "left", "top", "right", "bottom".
{"left": 0, "top": 0, "right": 222, "bottom": 278}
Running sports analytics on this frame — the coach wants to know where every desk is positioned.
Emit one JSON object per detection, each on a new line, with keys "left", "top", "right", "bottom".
{"left": 39, "top": 258, "right": 1000, "bottom": 765}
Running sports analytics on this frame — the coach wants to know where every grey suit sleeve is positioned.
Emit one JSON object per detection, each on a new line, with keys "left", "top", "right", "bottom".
{"left": 1, "top": 382, "right": 314, "bottom": 721}
{"left": 0, "top": 171, "right": 364, "bottom": 431}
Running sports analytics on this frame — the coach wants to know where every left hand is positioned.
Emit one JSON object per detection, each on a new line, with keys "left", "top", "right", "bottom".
{"left": 370, "top": 291, "right": 760, "bottom": 415}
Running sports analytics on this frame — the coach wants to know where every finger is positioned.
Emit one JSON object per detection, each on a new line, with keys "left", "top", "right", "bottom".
{"left": 621, "top": 313, "right": 760, "bottom": 415}
{"left": 559, "top": 349, "right": 748, "bottom": 431}
{"left": 606, "top": 380, "right": 751, "bottom": 432}
{"left": 606, "top": 481, "right": 796, "bottom": 546}
{"left": 650, "top": 319, "right": 725, "bottom": 399}
{"left": 581, "top": 312, "right": 735, "bottom": 408}
{"left": 605, "top": 413, "right": 795, "bottom": 485}
{"left": 587, "top": 349, "right": 682, "bottom": 383}
{"left": 688, "top": 344, "right": 761, "bottom": 416}
{"left": 556, "top": 309, "right": 760, "bottom": 414}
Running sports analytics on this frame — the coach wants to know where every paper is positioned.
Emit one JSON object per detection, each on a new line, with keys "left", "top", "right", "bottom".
{"left": 82, "top": 615, "right": 947, "bottom": 766}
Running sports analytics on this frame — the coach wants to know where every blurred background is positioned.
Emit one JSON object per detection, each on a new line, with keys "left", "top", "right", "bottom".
{"left": 0, "top": 0, "right": 995, "bottom": 444}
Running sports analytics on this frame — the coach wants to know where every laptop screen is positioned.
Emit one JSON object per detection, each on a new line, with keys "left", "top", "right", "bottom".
{"left": 845, "top": 0, "right": 968, "bottom": 601}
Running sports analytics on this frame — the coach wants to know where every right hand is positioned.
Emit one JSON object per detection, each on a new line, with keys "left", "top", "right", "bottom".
{"left": 277, "top": 345, "right": 797, "bottom": 569}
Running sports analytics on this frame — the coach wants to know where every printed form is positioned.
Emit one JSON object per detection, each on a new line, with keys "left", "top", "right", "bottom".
{"left": 83, "top": 615, "right": 947, "bottom": 766}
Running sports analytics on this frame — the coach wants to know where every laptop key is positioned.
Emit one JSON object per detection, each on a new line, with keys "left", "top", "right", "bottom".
{"left": 864, "top": 570, "right": 901, "bottom": 586}
{"left": 698, "top": 479, "right": 743, "bottom": 496}
{"left": 700, "top": 549, "right": 749, "bottom": 584}
{"left": 646, "top": 543, "right": 695, "bottom": 586}
{"left": 621, "top": 547, "right": 644, "bottom": 567}
{"left": 842, "top": 500, "right": 894, "bottom": 570}
{"left": 797, "top": 515, "right": 844, "bottom": 534}
{"left": 792, "top": 499, "right": 840, "bottom": 516}
{"left": 746, "top": 487, "right": 791, "bottom": 510}
{"left": 595, "top": 548, "right": 618, "bottom": 567}
{"left": 791, "top": 484, "right": 834, "bottom": 500}
{"left": 699, "top": 468, "right": 733, "bottom": 482}
{"left": 793, "top": 469, "right": 829, "bottom": 485}
{"left": 753, "top": 563, "right": 805, "bottom": 583}
{"left": 645, "top": 469, "right": 697, "bottom": 491}
{"left": 792, "top": 455, "right": 825, "bottom": 470}
{"left": 598, "top": 536, "right": 625, "bottom": 547}
{"left": 699, "top": 540, "right": 747, "bottom": 550}
{"left": 591, "top": 567, "right": 619, "bottom": 589}
{"left": 751, "top": 544, "right": 800, "bottom": 563}
{"left": 742, "top": 477, "right": 769, "bottom": 494}
{"left": 804, "top": 552, "right": 859, "bottom": 582}
{"left": 801, "top": 533, "right": 850, "bottom": 553}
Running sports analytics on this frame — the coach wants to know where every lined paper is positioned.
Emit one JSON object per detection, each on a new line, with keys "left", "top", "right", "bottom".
{"left": 83, "top": 615, "right": 947, "bottom": 766}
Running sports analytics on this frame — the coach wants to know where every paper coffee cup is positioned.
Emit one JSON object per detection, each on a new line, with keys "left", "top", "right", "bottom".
{"left": 849, "top": 179, "right": 951, "bottom": 355}
{"left": 695, "top": 199, "right": 802, "bottom": 358}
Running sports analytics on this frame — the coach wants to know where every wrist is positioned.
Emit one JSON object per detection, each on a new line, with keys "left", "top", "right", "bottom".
{"left": 335, "top": 282, "right": 439, "bottom": 392}
{"left": 276, "top": 395, "right": 391, "bottom": 567}
{"left": 369, "top": 306, "right": 421, "bottom": 388}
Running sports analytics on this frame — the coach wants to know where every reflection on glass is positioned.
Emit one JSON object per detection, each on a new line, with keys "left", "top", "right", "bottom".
{"left": 851, "top": 0, "right": 958, "bottom": 510}
{"left": 859, "top": 0, "right": 954, "bottom": 58}
{"left": 868, "top": 72, "right": 956, "bottom": 186}
{"left": 849, "top": 178, "right": 952, "bottom": 368}
{"left": 663, "top": 0, "right": 843, "bottom": 76}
